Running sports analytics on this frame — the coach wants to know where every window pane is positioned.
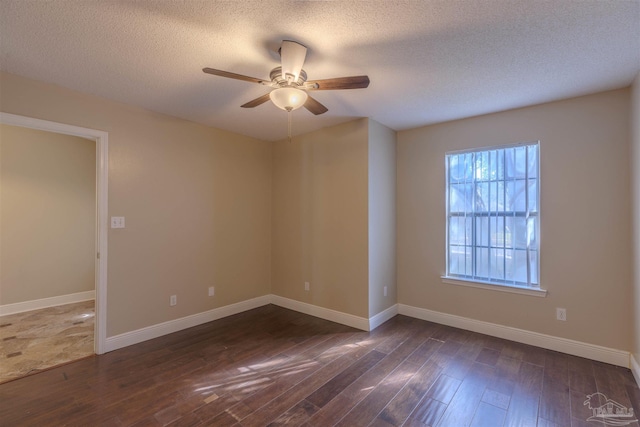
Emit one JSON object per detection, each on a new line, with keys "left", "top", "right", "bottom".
{"left": 449, "top": 155, "right": 462, "bottom": 183}
{"left": 512, "top": 179, "right": 526, "bottom": 212}
{"left": 489, "top": 216, "right": 498, "bottom": 247}
{"left": 514, "top": 249, "right": 527, "bottom": 283}
{"left": 505, "top": 148, "right": 516, "bottom": 179}
{"left": 515, "top": 146, "right": 526, "bottom": 178}
{"left": 505, "top": 248, "right": 515, "bottom": 281}
{"left": 450, "top": 183, "right": 463, "bottom": 213}
{"left": 497, "top": 181, "right": 505, "bottom": 212}
{"left": 476, "top": 217, "right": 489, "bottom": 247}
{"left": 510, "top": 217, "right": 527, "bottom": 249}
{"left": 528, "top": 144, "right": 538, "bottom": 178}
{"left": 528, "top": 179, "right": 537, "bottom": 212}
{"left": 476, "top": 151, "right": 489, "bottom": 181}
{"left": 449, "top": 245, "right": 461, "bottom": 275}
{"left": 489, "top": 181, "right": 498, "bottom": 212}
{"left": 489, "top": 150, "right": 497, "bottom": 181}
{"left": 476, "top": 182, "right": 488, "bottom": 212}
{"left": 449, "top": 217, "right": 464, "bottom": 245}
{"left": 490, "top": 248, "right": 504, "bottom": 280}
{"left": 493, "top": 216, "right": 505, "bottom": 248}
{"left": 477, "top": 248, "right": 489, "bottom": 278}
{"left": 527, "top": 217, "right": 538, "bottom": 249}
{"left": 529, "top": 250, "right": 538, "bottom": 285}
{"left": 464, "top": 183, "right": 473, "bottom": 213}
{"left": 505, "top": 180, "right": 515, "bottom": 211}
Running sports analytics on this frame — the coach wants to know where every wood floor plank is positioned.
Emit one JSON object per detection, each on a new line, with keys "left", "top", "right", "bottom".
{"left": 236, "top": 330, "right": 382, "bottom": 413}
{"left": 267, "top": 399, "right": 320, "bottom": 426}
{"left": 475, "top": 347, "right": 501, "bottom": 367}
{"left": 569, "top": 370, "right": 597, "bottom": 395}
{"left": 405, "top": 338, "right": 444, "bottom": 366}
{"left": 469, "top": 401, "right": 506, "bottom": 427}
{"left": 626, "top": 383, "right": 640, "bottom": 415}
{"left": 306, "top": 332, "right": 434, "bottom": 426}
{"left": 481, "top": 388, "right": 510, "bottom": 410}
{"left": 540, "top": 390, "right": 571, "bottom": 424}
{"left": 234, "top": 359, "right": 321, "bottom": 411}
{"left": 335, "top": 359, "right": 423, "bottom": 426}
{"left": 426, "top": 374, "right": 462, "bottom": 405}
{"left": 375, "top": 360, "right": 442, "bottom": 425}
{"left": 435, "top": 363, "right": 494, "bottom": 427}
{"left": 593, "top": 361, "right": 637, "bottom": 407}
{"left": 306, "top": 349, "right": 385, "bottom": 407}
{"left": 503, "top": 391, "right": 539, "bottom": 427}
{"left": 239, "top": 351, "right": 365, "bottom": 426}
{"left": 405, "top": 397, "right": 447, "bottom": 426}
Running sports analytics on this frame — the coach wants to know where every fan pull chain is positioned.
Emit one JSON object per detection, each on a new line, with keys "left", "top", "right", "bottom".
{"left": 287, "top": 110, "right": 292, "bottom": 143}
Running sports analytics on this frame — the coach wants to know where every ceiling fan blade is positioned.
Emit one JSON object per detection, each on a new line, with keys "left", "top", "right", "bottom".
{"left": 280, "top": 40, "right": 307, "bottom": 83}
{"left": 306, "top": 75, "right": 370, "bottom": 90}
{"left": 241, "top": 93, "right": 271, "bottom": 108}
{"left": 203, "top": 68, "right": 267, "bottom": 85}
{"left": 304, "top": 94, "right": 328, "bottom": 115}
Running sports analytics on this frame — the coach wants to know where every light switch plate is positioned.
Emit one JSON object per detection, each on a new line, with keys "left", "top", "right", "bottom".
{"left": 111, "top": 216, "right": 125, "bottom": 228}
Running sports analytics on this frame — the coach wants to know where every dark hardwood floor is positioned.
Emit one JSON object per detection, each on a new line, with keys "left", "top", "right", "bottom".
{"left": 1, "top": 304, "right": 638, "bottom": 426}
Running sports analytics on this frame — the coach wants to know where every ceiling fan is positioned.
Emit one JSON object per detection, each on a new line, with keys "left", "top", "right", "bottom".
{"left": 202, "top": 40, "right": 370, "bottom": 116}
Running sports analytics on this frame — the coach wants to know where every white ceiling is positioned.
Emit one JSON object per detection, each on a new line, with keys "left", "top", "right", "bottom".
{"left": 1, "top": 1, "right": 638, "bottom": 142}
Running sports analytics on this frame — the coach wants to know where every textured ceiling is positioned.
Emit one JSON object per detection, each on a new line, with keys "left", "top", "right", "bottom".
{"left": 0, "top": 0, "right": 638, "bottom": 141}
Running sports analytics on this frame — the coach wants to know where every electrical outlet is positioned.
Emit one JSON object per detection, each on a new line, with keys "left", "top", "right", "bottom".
{"left": 304, "top": 282, "right": 310, "bottom": 291}
{"left": 384, "top": 286, "right": 388, "bottom": 297}
{"left": 556, "top": 307, "right": 566, "bottom": 321}
{"left": 170, "top": 295, "right": 177, "bottom": 306}
{"left": 208, "top": 286, "right": 215, "bottom": 297}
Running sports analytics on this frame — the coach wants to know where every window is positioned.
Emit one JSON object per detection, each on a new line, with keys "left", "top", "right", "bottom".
{"left": 445, "top": 142, "right": 540, "bottom": 290}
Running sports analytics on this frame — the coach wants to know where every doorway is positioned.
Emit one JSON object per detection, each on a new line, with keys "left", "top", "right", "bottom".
{"left": 0, "top": 113, "right": 107, "bottom": 382}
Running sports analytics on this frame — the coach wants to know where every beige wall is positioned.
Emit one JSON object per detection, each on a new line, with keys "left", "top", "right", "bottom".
{"left": 272, "top": 119, "right": 370, "bottom": 318}
{"left": 2, "top": 70, "right": 634, "bottom": 355}
{"left": 0, "top": 124, "right": 95, "bottom": 304}
{"left": 368, "top": 119, "right": 397, "bottom": 317}
{"left": 0, "top": 72, "right": 272, "bottom": 337}
{"left": 632, "top": 73, "right": 640, "bottom": 361}
{"left": 398, "top": 89, "right": 632, "bottom": 351}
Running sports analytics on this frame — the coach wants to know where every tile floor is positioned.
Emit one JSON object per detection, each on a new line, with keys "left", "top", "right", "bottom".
{"left": 0, "top": 300, "right": 94, "bottom": 383}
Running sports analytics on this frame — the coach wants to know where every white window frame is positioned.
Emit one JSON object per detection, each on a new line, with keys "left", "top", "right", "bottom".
{"left": 442, "top": 141, "right": 546, "bottom": 297}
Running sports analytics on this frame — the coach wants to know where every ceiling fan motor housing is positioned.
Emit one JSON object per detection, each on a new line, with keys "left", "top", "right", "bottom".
{"left": 270, "top": 67, "right": 308, "bottom": 87}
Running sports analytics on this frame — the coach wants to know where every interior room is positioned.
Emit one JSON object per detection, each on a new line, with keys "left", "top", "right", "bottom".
{"left": 1, "top": 1, "right": 639, "bottom": 426}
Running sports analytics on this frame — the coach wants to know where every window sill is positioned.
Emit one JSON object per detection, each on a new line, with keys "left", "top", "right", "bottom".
{"left": 441, "top": 276, "right": 548, "bottom": 298}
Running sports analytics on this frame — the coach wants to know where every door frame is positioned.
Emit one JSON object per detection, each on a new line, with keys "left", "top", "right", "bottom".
{"left": 0, "top": 112, "right": 108, "bottom": 354}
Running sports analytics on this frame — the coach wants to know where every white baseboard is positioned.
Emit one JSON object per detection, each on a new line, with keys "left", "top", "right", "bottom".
{"left": 369, "top": 304, "right": 399, "bottom": 330}
{"left": 104, "top": 295, "right": 271, "bottom": 352}
{"left": 100, "top": 295, "right": 633, "bottom": 370}
{"left": 398, "top": 304, "right": 630, "bottom": 368}
{"left": 104, "top": 294, "right": 370, "bottom": 354}
{"left": 270, "top": 295, "right": 370, "bottom": 331}
{"left": 0, "top": 290, "right": 95, "bottom": 316}
{"left": 631, "top": 353, "right": 640, "bottom": 386}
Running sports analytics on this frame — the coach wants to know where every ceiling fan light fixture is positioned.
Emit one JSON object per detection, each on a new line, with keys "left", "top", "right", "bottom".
{"left": 269, "top": 87, "right": 308, "bottom": 112}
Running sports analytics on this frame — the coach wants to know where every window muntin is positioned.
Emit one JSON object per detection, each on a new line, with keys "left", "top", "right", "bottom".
{"left": 445, "top": 142, "right": 540, "bottom": 288}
